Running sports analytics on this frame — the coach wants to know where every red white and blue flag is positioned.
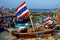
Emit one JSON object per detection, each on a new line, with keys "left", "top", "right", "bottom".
{"left": 15, "top": 2, "right": 29, "bottom": 20}
{"left": 43, "top": 17, "right": 52, "bottom": 26}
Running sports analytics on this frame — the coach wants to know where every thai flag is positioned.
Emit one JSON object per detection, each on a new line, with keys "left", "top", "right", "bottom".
{"left": 15, "top": 2, "right": 29, "bottom": 20}
{"left": 43, "top": 17, "right": 52, "bottom": 26}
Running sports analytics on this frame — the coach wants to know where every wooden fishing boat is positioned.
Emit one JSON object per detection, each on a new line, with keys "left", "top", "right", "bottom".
{"left": 12, "top": 27, "right": 56, "bottom": 38}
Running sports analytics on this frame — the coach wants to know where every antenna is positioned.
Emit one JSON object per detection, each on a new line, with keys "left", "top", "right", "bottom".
{"left": 56, "top": 1, "right": 59, "bottom": 12}
{"left": 56, "top": 2, "right": 59, "bottom": 13}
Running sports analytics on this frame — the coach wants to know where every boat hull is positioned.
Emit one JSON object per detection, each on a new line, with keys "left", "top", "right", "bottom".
{"left": 12, "top": 32, "right": 37, "bottom": 38}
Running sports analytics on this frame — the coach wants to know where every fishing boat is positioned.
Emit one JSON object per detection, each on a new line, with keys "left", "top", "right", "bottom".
{"left": 12, "top": 26, "right": 56, "bottom": 38}
{"left": 11, "top": 13, "right": 56, "bottom": 38}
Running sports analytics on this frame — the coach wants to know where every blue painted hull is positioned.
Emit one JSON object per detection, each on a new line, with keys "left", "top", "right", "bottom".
{"left": 0, "top": 25, "right": 6, "bottom": 32}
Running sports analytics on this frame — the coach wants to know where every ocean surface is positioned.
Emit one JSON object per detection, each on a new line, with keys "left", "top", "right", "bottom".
{"left": 29, "top": 9, "right": 56, "bottom": 12}
{"left": 0, "top": 8, "right": 58, "bottom": 12}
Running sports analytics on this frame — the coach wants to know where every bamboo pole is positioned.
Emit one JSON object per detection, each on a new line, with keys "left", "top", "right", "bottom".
{"left": 29, "top": 12, "right": 35, "bottom": 32}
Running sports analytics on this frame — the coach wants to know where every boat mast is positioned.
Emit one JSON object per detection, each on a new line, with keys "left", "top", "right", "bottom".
{"left": 29, "top": 12, "right": 34, "bottom": 31}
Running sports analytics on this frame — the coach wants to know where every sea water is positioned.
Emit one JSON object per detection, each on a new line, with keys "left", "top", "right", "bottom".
{"left": 0, "top": 8, "right": 57, "bottom": 12}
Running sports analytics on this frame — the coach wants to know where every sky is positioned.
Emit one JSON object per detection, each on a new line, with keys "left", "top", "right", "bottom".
{"left": 0, "top": 0, "right": 60, "bottom": 9}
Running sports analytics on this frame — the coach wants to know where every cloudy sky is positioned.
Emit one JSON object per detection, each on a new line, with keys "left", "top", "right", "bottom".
{"left": 0, "top": 0, "right": 60, "bottom": 9}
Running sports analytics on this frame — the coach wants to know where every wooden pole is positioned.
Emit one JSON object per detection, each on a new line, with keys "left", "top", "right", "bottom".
{"left": 29, "top": 12, "right": 34, "bottom": 31}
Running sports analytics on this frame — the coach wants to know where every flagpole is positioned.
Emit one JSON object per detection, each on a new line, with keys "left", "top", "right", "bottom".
{"left": 29, "top": 12, "right": 34, "bottom": 32}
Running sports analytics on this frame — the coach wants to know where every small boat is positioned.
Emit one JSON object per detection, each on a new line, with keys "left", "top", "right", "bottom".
{"left": 12, "top": 26, "right": 56, "bottom": 38}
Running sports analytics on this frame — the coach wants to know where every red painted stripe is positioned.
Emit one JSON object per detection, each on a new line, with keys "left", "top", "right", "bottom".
{"left": 16, "top": 2, "right": 26, "bottom": 11}
{"left": 44, "top": 22, "right": 50, "bottom": 25}
{"left": 18, "top": 11, "right": 29, "bottom": 20}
